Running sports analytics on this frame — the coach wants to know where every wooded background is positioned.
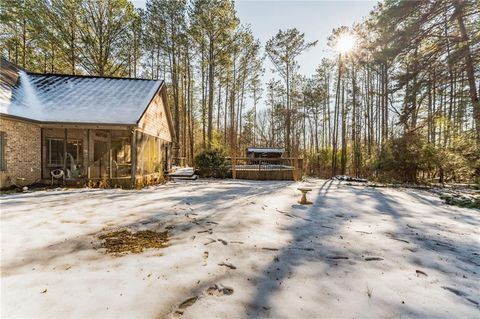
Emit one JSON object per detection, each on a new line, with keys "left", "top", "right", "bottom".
{"left": 1, "top": 0, "right": 479, "bottom": 183}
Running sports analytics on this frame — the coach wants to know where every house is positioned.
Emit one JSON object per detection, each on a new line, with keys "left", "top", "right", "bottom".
{"left": 0, "top": 59, "right": 175, "bottom": 189}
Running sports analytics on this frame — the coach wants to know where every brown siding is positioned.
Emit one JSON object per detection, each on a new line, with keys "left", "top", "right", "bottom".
{"left": 137, "top": 89, "right": 172, "bottom": 142}
{"left": 0, "top": 117, "right": 41, "bottom": 188}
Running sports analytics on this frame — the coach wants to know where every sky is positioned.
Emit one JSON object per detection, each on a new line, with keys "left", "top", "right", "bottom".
{"left": 234, "top": 0, "right": 376, "bottom": 78}
{"left": 131, "top": 0, "right": 377, "bottom": 106}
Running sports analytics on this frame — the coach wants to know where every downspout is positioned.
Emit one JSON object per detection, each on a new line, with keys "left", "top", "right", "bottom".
{"left": 40, "top": 128, "right": 44, "bottom": 181}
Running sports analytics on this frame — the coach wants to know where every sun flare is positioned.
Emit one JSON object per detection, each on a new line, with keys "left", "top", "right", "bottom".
{"left": 336, "top": 33, "right": 357, "bottom": 53}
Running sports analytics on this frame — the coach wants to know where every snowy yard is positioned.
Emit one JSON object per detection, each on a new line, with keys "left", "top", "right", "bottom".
{"left": 1, "top": 179, "right": 479, "bottom": 318}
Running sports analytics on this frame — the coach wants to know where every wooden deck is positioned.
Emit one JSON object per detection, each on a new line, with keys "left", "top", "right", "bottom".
{"left": 227, "top": 157, "right": 303, "bottom": 181}
{"left": 234, "top": 168, "right": 301, "bottom": 180}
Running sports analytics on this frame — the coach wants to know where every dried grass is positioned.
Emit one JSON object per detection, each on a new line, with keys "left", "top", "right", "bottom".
{"left": 98, "top": 229, "right": 169, "bottom": 255}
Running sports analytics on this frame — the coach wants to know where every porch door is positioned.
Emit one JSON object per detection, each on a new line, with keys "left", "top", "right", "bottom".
{"left": 93, "top": 140, "right": 109, "bottom": 179}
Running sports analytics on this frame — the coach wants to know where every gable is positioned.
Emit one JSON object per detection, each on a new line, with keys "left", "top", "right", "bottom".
{"left": 137, "top": 86, "right": 174, "bottom": 142}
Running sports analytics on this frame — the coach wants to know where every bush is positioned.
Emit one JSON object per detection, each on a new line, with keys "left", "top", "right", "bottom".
{"left": 440, "top": 194, "right": 480, "bottom": 209}
{"left": 194, "top": 149, "right": 229, "bottom": 178}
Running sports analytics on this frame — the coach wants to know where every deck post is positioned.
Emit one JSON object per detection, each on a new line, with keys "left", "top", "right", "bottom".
{"left": 232, "top": 156, "right": 236, "bottom": 179}
{"left": 109, "top": 130, "right": 113, "bottom": 179}
{"left": 87, "top": 129, "right": 90, "bottom": 179}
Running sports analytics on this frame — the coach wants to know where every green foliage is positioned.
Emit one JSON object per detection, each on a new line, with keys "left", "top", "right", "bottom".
{"left": 440, "top": 194, "right": 480, "bottom": 209}
{"left": 372, "top": 144, "right": 397, "bottom": 182}
{"left": 392, "top": 132, "right": 426, "bottom": 182}
{"left": 370, "top": 132, "right": 478, "bottom": 184}
{"left": 210, "top": 130, "right": 226, "bottom": 151}
{"left": 1, "top": 0, "right": 141, "bottom": 76}
{"left": 194, "top": 149, "right": 229, "bottom": 178}
{"left": 448, "top": 135, "right": 480, "bottom": 183}
{"left": 305, "top": 149, "right": 332, "bottom": 176}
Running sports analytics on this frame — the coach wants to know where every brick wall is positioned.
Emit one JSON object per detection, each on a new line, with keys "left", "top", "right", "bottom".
{"left": 0, "top": 117, "right": 41, "bottom": 188}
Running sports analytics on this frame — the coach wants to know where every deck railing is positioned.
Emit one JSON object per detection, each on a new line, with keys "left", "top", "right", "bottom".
{"left": 225, "top": 157, "right": 303, "bottom": 180}
{"left": 226, "top": 157, "right": 303, "bottom": 170}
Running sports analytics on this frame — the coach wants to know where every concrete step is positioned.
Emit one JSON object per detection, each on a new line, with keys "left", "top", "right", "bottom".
{"left": 171, "top": 174, "right": 198, "bottom": 181}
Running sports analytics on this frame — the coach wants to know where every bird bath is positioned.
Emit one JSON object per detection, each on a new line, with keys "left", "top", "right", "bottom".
{"left": 297, "top": 187, "right": 313, "bottom": 205}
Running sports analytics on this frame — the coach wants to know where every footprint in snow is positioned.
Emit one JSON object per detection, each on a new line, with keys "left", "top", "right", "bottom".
{"left": 218, "top": 262, "right": 236, "bottom": 269}
{"left": 179, "top": 296, "right": 198, "bottom": 308}
{"left": 173, "top": 297, "right": 198, "bottom": 317}
{"left": 204, "top": 238, "right": 216, "bottom": 245}
{"left": 206, "top": 284, "right": 234, "bottom": 296}
{"left": 202, "top": 251, "right": 209, "bottom": 266}
{"left": 365, "top": 257, "right": 384, "bottom": 261}
{"left": 173, "top": 285, "right": 234, "bottom": 317}
{"left": 416, "top": 269, "right": 428, "bottom": 277}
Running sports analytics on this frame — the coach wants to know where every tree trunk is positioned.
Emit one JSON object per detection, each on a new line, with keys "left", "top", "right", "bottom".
{"left": 207, "top": 38, "right": 215, "bottom": 149}
{"left": 454, "top": 0, "right": 480, "bottom": 142}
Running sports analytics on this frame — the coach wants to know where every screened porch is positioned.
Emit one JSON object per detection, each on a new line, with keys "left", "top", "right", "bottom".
{"left": 41, "top": 126, "right": 171, "bottom": 187}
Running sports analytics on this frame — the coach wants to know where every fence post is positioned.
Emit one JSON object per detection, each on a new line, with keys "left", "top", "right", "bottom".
{"left": 232, "top": 157, "right": 236, "bottom": 179}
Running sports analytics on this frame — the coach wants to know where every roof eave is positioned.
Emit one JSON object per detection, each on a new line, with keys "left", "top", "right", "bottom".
{"left": 0, "top": 113, "right": 135, "bottom": 128}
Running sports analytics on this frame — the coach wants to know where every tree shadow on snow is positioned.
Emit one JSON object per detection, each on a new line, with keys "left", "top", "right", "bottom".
{"left": 245, "top": 180, "right": 480, "bottom": 317}
{"left": 0, "top": 180, "right": 292, "bottom": 277}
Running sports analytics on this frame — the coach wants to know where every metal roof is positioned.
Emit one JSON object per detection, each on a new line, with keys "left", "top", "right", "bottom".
{"left": 0, "top": 59, "right": 163, "bottom": 125}
{"left": 246, "top": 147, "right": 285, "bottom": 153}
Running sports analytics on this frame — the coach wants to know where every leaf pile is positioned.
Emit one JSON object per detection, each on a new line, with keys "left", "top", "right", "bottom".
{"left": 98, "top": 229, "right": 169, "bottom": 255}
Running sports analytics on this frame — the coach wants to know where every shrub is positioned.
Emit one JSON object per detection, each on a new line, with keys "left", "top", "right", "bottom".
{"left": 440, "top": 194, "right": 480, "bottom": 209}
{"left": 194, "top": 149, "right": 229, "bottom": 178}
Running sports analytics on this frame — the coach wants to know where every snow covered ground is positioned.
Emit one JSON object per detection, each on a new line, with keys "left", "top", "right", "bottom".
{"left": 1, "top": 179, "right": 479, "bottom": 318}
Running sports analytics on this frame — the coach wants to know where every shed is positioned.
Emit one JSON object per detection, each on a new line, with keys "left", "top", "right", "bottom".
{"left": 246, "top": 147, "right": 285, "bottom": 159}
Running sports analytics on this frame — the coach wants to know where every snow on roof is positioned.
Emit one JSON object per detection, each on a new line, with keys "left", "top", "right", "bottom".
{"left": 0, "top": 59, "right": 163, "bottom": 125}
{"left": 246, "top": 147, "right": 285, "bottom": 153}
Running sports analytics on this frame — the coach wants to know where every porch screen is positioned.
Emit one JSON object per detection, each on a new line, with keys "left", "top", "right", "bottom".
{"left": 136, "top": 132, "right": 165, "bottom": 175}
{"left": 67, "top": 140, "right": 83, "bottom": 165}
{"left": 47, "top": 138, "right": 64, "bottom": 166}
{"left": 112, "top": 138, "right": 132, "bottom": 177}
{"left": 47, "top": 138, "right": 83, "bottom": 167}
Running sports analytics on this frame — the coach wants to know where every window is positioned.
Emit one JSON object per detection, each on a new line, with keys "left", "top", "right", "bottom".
{"left": 47, "top": 138, "right": 83, "bottom": 167}
{"left": 0, "top": 132, "right": 5, "bottom": 171}
{"left": 47, "top": 138, "right": 64, "bottom": 166}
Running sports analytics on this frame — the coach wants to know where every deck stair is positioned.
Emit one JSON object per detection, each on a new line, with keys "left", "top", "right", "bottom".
{"left": 168, "top": 167, "right": 197, "bottom": 180}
